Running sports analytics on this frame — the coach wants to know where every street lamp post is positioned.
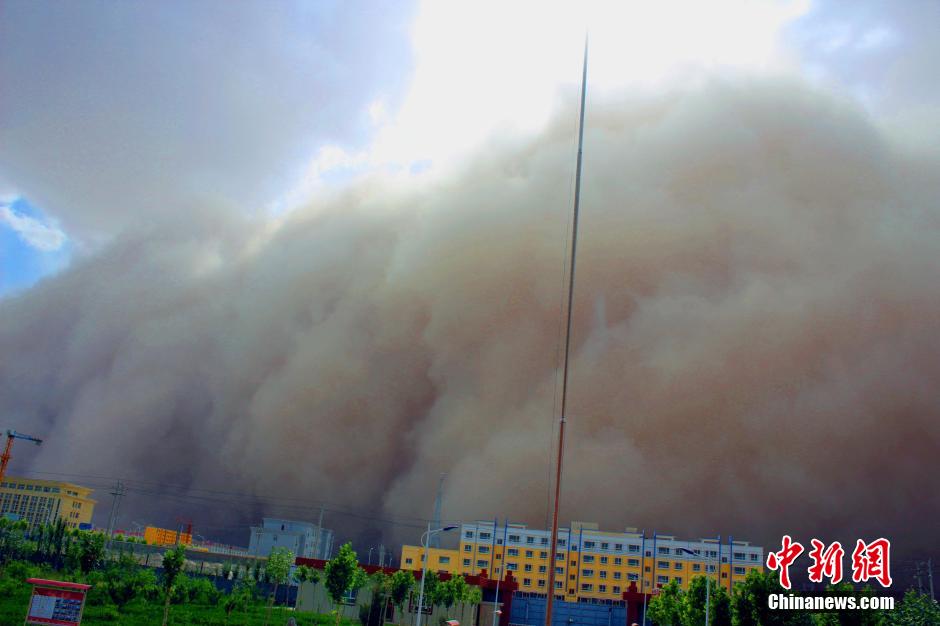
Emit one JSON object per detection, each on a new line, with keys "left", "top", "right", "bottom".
{"left": 679, "top": 541, "right": 719, "bottom": 626}
{"left": 416, "top": 523, "right": 458, "bottom": 626}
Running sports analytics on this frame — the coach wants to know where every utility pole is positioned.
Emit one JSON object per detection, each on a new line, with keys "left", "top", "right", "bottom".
{"left": 929, "top": 559, "right": 935, "bottom": 600}
{"left": 105, "top": 480, "right": 125, "bottom": 550}
{"left": 545, "top": 33, "right": 589, "bottom": 626}
{"left": 430, "top": 474, "right": 445, "bottom": 548}
{"left": 314, "top": 506, "right": 325, "bottom": 559}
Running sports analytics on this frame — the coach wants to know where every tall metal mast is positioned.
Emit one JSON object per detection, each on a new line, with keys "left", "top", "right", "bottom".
{"left": 545, "top": 33, "right": 589, "bottom": 626}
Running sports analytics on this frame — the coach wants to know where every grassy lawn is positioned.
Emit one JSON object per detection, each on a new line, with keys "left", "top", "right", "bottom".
{"left": 0, "top": 579, "right": 354, "bottom": 626}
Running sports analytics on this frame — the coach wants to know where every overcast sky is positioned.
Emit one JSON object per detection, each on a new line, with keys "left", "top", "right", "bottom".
{"left": 3, "top": 0, "right": 938, "bottom": 294}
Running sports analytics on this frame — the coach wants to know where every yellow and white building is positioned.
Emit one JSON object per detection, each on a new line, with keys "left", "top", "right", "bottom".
{"left": 401, "top": 521, "right": 763, "bottom": 602}
{"left": 0, "top": 476, "right": 96, "bottom": 529}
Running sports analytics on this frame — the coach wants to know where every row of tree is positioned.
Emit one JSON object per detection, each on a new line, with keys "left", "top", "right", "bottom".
{"left": 297, "top": 542, "right": 482, "bottom": 625}
{"left": 646, "top": 569, "right": 940, "bottom": 625}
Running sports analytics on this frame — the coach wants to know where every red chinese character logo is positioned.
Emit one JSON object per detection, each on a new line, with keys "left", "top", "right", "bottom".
{"left": 851, "top": 538, "right": 892, "bottom": 587}
{"left": 807, "top": 539, "right": 844, "bottom": 584}
{"left": 766, "top": 535, "right": 804, "bottom": 589}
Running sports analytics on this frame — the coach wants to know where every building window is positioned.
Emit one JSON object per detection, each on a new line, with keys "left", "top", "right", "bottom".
{"left": 538, "top": 579, "right": 546, "bottom": 587}
{"left": 692, "top": 564, "right": 701, "bottom": 572}
{"left": 479, "top": 546, "right": 490, "bottom": 554}
{"left": 657, "top": 576, "right": 669, "bottom": 585}
{"left": 477, "top": 560, "right": 490, "bottom": 569}
{"left": 615, "top": 543, "right": 623, "bottom": 551}
{"left": 628, "top": 573, "right": 639, "bottom": 582}
{"left": 463, "top": 559, "right": 471, "bottom": 566}
{"left": 541, "top": 538, "right": 549, "bottom": 545}
{"left": 600, "top": 556, "right": 608, "bottom": 564}
{"left": 628, "top": 559, "right": 639, "bottom": 567}
{"left": 507, "top": 548, "right": 518, "bottom": 557}
{"left": 734, "top": 552, "right": 747, "bottom": 561}
{"left": 658, "top": 547, "right": 670, "bottom": 555}
{"left": 523, "top": 578, "right": 532, "bottom": 586}
{"left": 734, "top": 567, "right": 746, "bottom": 576}
{"left": 525, "top": 550, "right": 534, "bottom": 558}
{"left": 657, "top": 561, "right": 670, "bottom": 569}
{"left": 539, "top": 565, "right": 547, "bottom": 573}
{"left": 439, "top": 556, "right": 450, "bottom": 564}
{"left": 598, "top": 585, "right": 607, "bottom": 593}
{"left": 524, "top": 564, "right": 533, "bottom": 572}
{"left": 613, "top": 572, "right": 622, "bottom": 580}
{"left": 675, "top": 548, "right": 685, "bottom": 556}
{"left": 613, "top": 557, "right": 622, "bottom": 565}
{"left": 581, "top": 569, "right": 594, "bottom": 577}
{"left": 555, "top": 567, "right": 563, "bottom": 574}
{"left": 555, "top": 581, "right": 563, "bottom": 589}
{"left": 527, "top": 536, "right": 535, "bottom": 544}
{"left": 508, "top": 534, "right": 521, "bottom": 543}
{"left": 599, "top": 571, "right": 607, "bottom": 579}
{"left": 674, "top": 577, "right": 683, "bottom": 583}
{"left": 628, "top": 545, "right": 639, "bottom": 553}
{"left": 583, "top": 555, "right": 595, "bottom": 563}
{"left": 581, "top": 583, "right": 593, "bottom": 592}
{"left": 405, "top": 558, "right": 413, "bottom": 565}
{"left": 674, "top": 563, "right": 682, "bottom": 570}
{"left": 613, "top": 586, "right": 621, "bottom": 594}
{"left": 465, "top": 531, "right": 474, "bottom": 539}
{"left": 750, "top": 554, "right": 759, "bottom": 562}
{"left": 601, "top": 543, "right": 609, "bottom": 550}
{"left": 464, "top": 545, "right": 472, "bottom": 552}
{"left": 507, "top": 563, "right": 518, "bottom": 571}
{"left": 540, "top": 551, "right": 548, "bottom": 559}
{"left": 584, "top": 541, "right": 596, "bottom": 549}
{"left": 557, "top": 539, "right": 567, "bottom": 547}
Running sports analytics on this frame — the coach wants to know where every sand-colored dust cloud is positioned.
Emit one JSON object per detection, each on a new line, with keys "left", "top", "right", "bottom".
{"left": 1, "top": 79, "right": 938, "bottom": 554}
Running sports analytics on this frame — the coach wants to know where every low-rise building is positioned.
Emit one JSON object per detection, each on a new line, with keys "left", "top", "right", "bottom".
{"left": 0, "top": 476, "right": 96, "bottom": 529}
{"left": 249, "top": 517, "right": 333, "bottom": 559}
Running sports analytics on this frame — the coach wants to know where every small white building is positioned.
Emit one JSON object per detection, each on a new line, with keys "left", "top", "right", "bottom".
{"left": 249, "top": 517, "right": 334, "bottom": 559}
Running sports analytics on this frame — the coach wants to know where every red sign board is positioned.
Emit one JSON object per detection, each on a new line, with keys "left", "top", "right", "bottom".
{"left": 25, "top": 579, "right": 90, "bottom": 626}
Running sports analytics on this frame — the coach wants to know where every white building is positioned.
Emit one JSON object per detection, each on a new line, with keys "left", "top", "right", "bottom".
{"left": 249, "top": 517, "right": 334, "bottom": 559}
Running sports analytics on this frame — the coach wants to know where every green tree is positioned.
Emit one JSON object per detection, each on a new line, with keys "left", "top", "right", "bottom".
{"left": 684, "top": 576, "right": 731, "bottom": 625}
{"left": 648, "top": 580, "right": 685, "bottom": 626}
{"left": 101, "top": 552, "right": 159, "bottom": 607}
{"left": 466, "top": 586, "right": 483, "bottom": 626}
{"left": 263, "top": 547, "right": 294, "bottom": 626}
{"left": 732, "top": 568, "right": 813, "bottom": 626}
{"left": 812, "top": 583, "right": 886, "bottom": 626}
{"left": 67, "top": 530, "right": 105, "bottom": 574}
{"left": 362, "top": 571, "right": 391, "bottom": 626}
{"left": 223, "top": 581, "right": 255, "bottom": 626}
{"left": 389, "top": 569, "right": 416, "bottom": 613}
{"left": 421, "top": 570, "right": 441, "bottom": 610}
{"left": 886, "top": 589, "right": 940, "bottom": 625}
{"left": 160, "top": 545, "right": 187, "bottom": 626}
{"left": 325, "top": 542, "right": 359, "bottom": 623}
{"left": 0, "top": 518, "right": 29, "bottom": 568}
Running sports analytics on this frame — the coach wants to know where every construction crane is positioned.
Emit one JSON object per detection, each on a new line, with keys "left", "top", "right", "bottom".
{"left": 0, "top": 430, "right": 43, "bottom": 485}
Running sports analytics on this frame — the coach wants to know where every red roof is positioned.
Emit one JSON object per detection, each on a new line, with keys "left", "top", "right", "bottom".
{"left": 27, "top": 578, "right": 92, "bottom": 591}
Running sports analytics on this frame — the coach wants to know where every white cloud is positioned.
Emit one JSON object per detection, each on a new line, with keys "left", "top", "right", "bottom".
{"left": 0, "top": 202, "right": 68, "bottom": 252}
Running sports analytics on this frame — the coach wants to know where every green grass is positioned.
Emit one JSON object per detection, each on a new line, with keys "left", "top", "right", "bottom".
{"left": 0, "top": 572, "right": 356, "bottom": 626}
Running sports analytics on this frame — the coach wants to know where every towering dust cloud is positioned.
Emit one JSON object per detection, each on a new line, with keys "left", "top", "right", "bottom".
{"left": 1, "top": 80, "right": 938, "bottom": 554}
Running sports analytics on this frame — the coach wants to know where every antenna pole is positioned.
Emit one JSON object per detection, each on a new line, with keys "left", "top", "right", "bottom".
{"left": 545, "top": 33, "right": 589, "bottom": 626}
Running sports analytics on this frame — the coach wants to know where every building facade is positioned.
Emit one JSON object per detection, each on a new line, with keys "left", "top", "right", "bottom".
{"left": 401, "top": 521, "right": 764, "bottom": 602}
{"left": 249, "top": 517, "right": 333, "bottom": 559}
{"left": 143, "top": 526, "right": 193, "bottom": 546}
{"left": 0, "top": 476, "right": 96, "bottom": 529}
